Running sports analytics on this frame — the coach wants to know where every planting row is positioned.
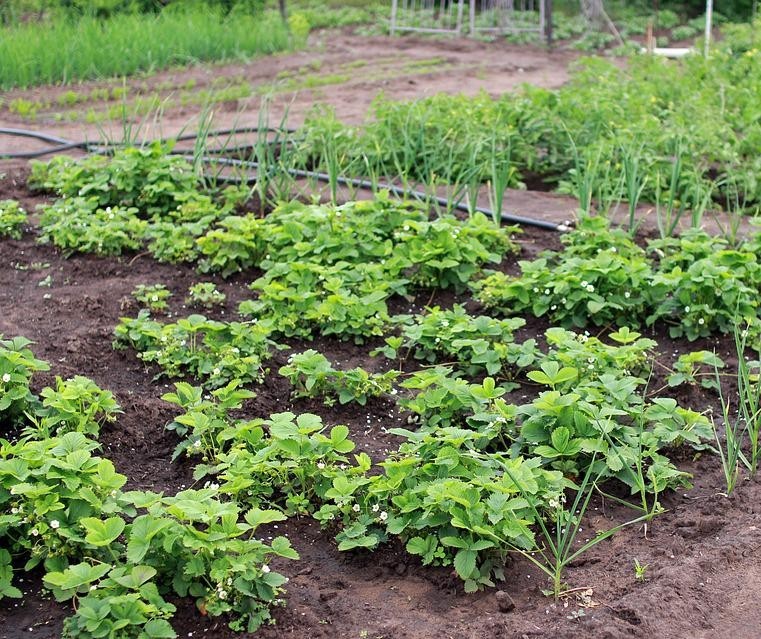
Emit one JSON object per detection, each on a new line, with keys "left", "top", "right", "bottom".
{"left": 12, "top": 147, "right": 761, "bottom": 346}
{"left": 300, "top": 20, "right": 761, "bottom": 211}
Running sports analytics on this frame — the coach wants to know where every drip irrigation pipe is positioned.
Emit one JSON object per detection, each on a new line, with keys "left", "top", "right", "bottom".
{"left": 193, "top": 155, "right": 570, "bottom": 232}
{"left": 0, "top": 126, "right": 298, "bottom": 159}
{"left": 1, "top": 126, "right": 570, "bottom": 232}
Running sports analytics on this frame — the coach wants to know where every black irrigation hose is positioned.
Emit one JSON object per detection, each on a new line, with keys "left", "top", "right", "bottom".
{"left": 0, "top": 126, "right": 569, "bottom": 232}
{"left": 0, "top": 127, "right": 89, "bottom": 158}
{"left": 194, "top": 155, "right": 570, "bottom": 232}
{"left": 0, "top": 126, "right": 298, "bottom": 159}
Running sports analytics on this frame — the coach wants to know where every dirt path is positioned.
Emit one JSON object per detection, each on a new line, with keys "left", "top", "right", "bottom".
{"left": 0, "top": 31, "right": 576, "bottom": 153}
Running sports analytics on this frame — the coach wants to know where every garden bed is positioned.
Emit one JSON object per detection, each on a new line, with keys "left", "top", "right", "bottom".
{"left": 1, "top": 165, "right": 760, "bottom": 639}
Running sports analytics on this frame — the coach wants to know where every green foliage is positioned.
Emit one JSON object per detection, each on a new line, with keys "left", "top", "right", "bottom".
{"left": 647, "top": 235, "right": 761, "bottom": 339}
{"left": 279, "top": 350, "right": 399, "bottom": 406}
{"left": 31, "top": 145, "right": 198, "bottom": 215}
{"left": 114, "top": 311, "right": 278, "bottom": 388}
{"left": 475, "top": 218, "right": 761, "bottom": 340}
{"left": 31, "top": 375, "right": 121, "bottom": 438}
{"left": 33, "top": 149, "right": 248, "bottom": 261}
{"left": 374, "top": 305, "right": 536, "bottom": 376}
{"left": 400, "top": 367, "right": 517, "bottom": 431}
{"left": 0, "top": 7, "right": 293, "bottom": 89}
{"left": 241, "top": 260, "right": 401, "bottom": 341}
{"left": 39, "top": 198, "right": 147, "bottom": 256}
{"left": 668, "top": 351, "right": 725, "bottom": 391}
{"left": 163, "top": 386, "right": 566, "bottom": 591}
{"left": 0, "top": 432, "right": 127, "bottom": 573}
{"left": 517, "top": 327, "right": 712, "bottom": 493}
{"left": 302, "top": 32, "right": 761, "bottom": 209}
{"left": 474, "top": 218, "right": 653, "bottom": 329}
{"left": 0, "top": 335, "right": 50, "bottom": 427}
{"left": 132, "top": 284, "right": 172, "bottom": 313}
{"left": 236, "top": 199, "right": 515, "bottom": 341}
{"left": 316, "top": 427, "right": 568, "bottom": 592}
{"left": 185, "top": 282, "right": 226, "bottom": 309}
{"left": 206, "top": 409, "right": 368, "bottom": 516}
{"left": 0, "top": 200, "right": 27, "bottom": 239}
{"left": 1, "top": 401, "right": 297, "bottom": 635}
{"left": 195, "top": 214, "right": 265, "bottom": 276}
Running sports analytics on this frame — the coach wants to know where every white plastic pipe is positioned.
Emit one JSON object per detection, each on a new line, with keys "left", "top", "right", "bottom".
{"left": 705, "top": 0, "right": 713, "bottom": 57}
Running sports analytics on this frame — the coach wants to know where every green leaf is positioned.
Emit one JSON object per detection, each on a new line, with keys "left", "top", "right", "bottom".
{"left": 126, "top": 516, "right": 172, "bottom": 564}
{"left": 453, "top": 549, "right": 477, "bottom": 580}
{"left": 244, "top": 508, "right": 287, "bottom": 530}
{"left": 110, "top": 565, "right": 156, "bottom": 590}
{"left": 270, "top": 536, "right": 300, "bottom": 560}
{"left": 337, "top": 535, "right": 379, "bottom": 551}
{"left": 551, "top": 427, "right": 571, "bottom": 452}
{"left": 43, "top": 562, "right": 111, "bottom": 599}
{"left": 143, "top": 619, "right": 177, "bottom": 638}
{"left": 82, "top": 516, "right": 125, "bottom": 547}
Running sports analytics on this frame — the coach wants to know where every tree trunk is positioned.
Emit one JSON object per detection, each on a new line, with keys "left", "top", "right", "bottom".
{"left": 580, "top": 0, "right": 624, "bottom": 45}
{"left": 279, "top": 0, "right": 287, "bottom": 22}
{"left": 580, "top": 0, "right": 606, "bottom": 29}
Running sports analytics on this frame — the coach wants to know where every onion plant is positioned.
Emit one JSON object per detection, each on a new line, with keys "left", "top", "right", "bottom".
{"left": 487, "top": 135, "right": 514, "bottom": 227}
{"left": 504, "top": 455, "right": 648, "bottom": 598}
{"left": 714, "top": 323, "right": 761, "bottom": 494}
{"left": 619, "top": 141, "right": 648, "bottom": 235}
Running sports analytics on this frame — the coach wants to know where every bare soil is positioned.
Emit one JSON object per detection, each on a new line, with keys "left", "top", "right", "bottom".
{"left": 0, "top": 32, "right": 577, "bottom": 155}
{"left": 1, "top": 163, "right": 760, "bottom": 639}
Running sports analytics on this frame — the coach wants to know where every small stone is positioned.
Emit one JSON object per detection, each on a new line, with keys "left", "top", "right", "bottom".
{"left": 496, "top": 590, "right": 515, "bottom": 613}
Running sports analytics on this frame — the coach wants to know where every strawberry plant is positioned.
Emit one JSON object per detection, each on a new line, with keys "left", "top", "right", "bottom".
{"left": 119, "top": 490, "right": 299, "bottom": 634}
{"left": 0, "top": 432, "right": 128, "bottom": 578}
{"left": 0, "top": 200, "right": 26, "bottom": 239}
{"left": 132, "top": 284, "right": 172, "bottom": 313}
{"left": 668, "top": 351, "right": 726, "bottom": 391}
{"left": 196, "top": 214, "right": 265, "bottom": 276}
{"left": 399, "top": 368, "right": 517, "bottom": 431}
{"left": 186, "top": 282, "right": 226, "bottom": 309}
{"left": 55, "top": 564, "right": 177, "bottom": 639}
{"left": 543, "top": 326, "right": 657, "bottom": 383}
{"left": 30, "top": 375, "right": 121, "bottom": 439}
{"left": 213, "top": 412, "right": 370, "bottom": 516}
{"left": 162, "top": 381, "right": 257, "bottom": 462}
{"left": 0, "top": 335, "right": 50, "bottom": 428}
{"left": 39, "top": 198, "right": 148, "bottom": 256}
{"left": 315, "top": 426, "right": 568, "bottom": 592}
{"left": 516, "top": 328, "right": 712, "bottom": 489}
{"left": 29, "top": 144, "right": 199, "bottom": 216}
{"left": 279, "top": 349, "right": 399, "bottom": 406}
{"left": 1, "top": 430, "right": 297, "bottom": 634}
{"left": 473, "top": 218, "right": 652, "bottom": 329}
{"left": 239, "top": 261, "right": 404, "bottom": 342}
{"left": 393, "top": 214, "right": 518, "bottom": 291}
{"left": 648, "top": 247, "right": 761, "bottom": 340}
{"left": 114, "top": 312, "right": 279, "bottom": 388}
{"left": 374, "top": 305, "right": 537, "bottom": 376}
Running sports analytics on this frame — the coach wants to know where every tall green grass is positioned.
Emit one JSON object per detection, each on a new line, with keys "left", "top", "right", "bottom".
{"left": 0, "top": 8, "right": 293, "bottom": 90}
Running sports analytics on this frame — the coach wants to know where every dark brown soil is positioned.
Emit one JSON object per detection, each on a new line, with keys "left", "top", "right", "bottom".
{"left": 1, "top": 164, "right": 761, "bottom": 639}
